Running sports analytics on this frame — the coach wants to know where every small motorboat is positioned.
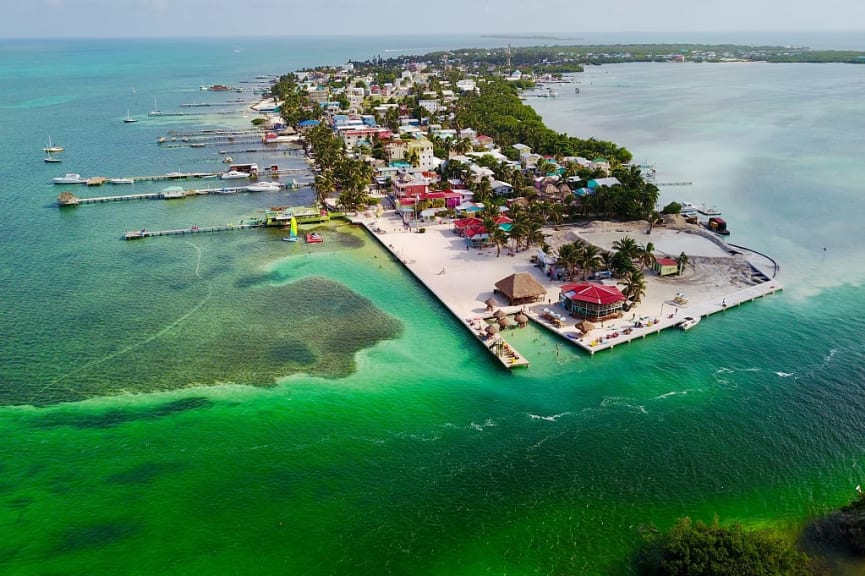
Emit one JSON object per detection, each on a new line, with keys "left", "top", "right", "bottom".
{"left": 52, "top": 173, "right": 87, "bottom": 184}
{"left": 245, "top": 181, "right": 281, "bottom": 192}
{"left": 44, "top": 153, "right": 62, "bottom": 163}
{"left": 678, "top": 316, "right": 700, "bottom": 331}
{"left": 305, "top": 232, "right": 323, "bottom": 243}
{"left": 109, "top": 178, "right": 134, "bottom": 185}
{"left": 220, "top": 170, "right": 250, "bottom": 180}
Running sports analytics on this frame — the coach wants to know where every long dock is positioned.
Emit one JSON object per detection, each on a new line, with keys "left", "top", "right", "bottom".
{"left": 58, "top": 185, "right": 261, "bottom": 206}
{"left": 124, "top": 223, "right": 262, "bottom": 240}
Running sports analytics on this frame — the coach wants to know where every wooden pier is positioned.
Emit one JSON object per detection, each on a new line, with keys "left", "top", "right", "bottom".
{"left": 124, "top": 223, "right": 263, "bottom": 240}
{"left": 58, "top": 185, "right": 259, "bottom": 206}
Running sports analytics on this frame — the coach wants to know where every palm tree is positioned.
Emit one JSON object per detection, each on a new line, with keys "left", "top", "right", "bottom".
{"left": 612, "top": 236, "right": 640, "bottom": 264}
{"left": 577, "top": 243, "right": 603, "bottom": 280}
{"left": 638, "top": 242, "right": 656, "bottom": 272}
{"left": 489, "top": 224, "right": 508, "bottom": 257}
{"left": 676, "top": 251, "right": 689, "bottom": 275}
{"left": 547, "top": 202, "right": 565, "bottom": 226}
{"left": 619, "top": 269, "right": 647, "bottom": 303}
{"left": 313, "top": 171, "right": 335, "bottom": 209}
{"left": 557, "top": 242, "right": 580, "bottom": 281}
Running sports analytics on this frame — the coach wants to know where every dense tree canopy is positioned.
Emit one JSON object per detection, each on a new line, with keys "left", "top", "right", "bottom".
{"left": 638, "top": 517, "right": 818, "bottom": 576}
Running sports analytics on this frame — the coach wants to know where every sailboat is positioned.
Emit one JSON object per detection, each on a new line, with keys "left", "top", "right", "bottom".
{"left": 43, "top": 136, "right": 63, "bottom": 153}
{"left": 148, "top": 97, "right": 161, "bottom": 117}
{"left": 282, "top": 215, "right": 298, "bottom": 242}
{"left": 44, "top": 152, "right": 61, "bottom": 163}
{"left": 124, "top": 109, "right": 138, "bottom": 123}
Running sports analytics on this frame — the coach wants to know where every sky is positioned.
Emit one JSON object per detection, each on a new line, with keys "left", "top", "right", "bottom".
{"left": 2, "top": 0, "right": 864, "bottom": 39}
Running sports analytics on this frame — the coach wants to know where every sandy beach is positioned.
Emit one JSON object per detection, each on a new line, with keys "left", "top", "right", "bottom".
{"left": 354, "top": 210, "right": 782, "bottom": 358}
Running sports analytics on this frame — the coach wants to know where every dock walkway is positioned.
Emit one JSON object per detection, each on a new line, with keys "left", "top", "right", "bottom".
{"left": 124, "top": 223, "right": 262, "bottom": 240}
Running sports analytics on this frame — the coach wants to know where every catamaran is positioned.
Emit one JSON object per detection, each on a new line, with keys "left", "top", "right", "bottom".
{"left": 282, "top": 215, "right": 298, "bottom": 242}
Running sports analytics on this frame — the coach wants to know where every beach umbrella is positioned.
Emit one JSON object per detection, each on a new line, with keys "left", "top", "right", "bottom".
{"left": 484, "top": 297, "right": 496, "bottom": 311}
{"left": 497, "top": 316, "right": 512, "bottom": 329}
{"left": 493, "top": 309, "right": 507, "bottom": 319}
{"left": 577, "top": 320, "right": 595, "bottom": 333}
{"left": 515, "top": 313, "right": 529, "bottom": 327}
{"left": 485, "top": 324, "right": 499, "bottom": 334}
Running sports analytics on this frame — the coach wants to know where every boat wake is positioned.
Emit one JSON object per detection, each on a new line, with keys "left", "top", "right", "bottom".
{"left": 653, "top": 389, "right": 699, "bottom": 400}
{"left": 528, "top": 412, "right": 572, "bottom": 422}
{"left": 601, "top": 396, "right": 647, "bottom": 414}
{"left": 40, "top": 242, "right": 213, "bottom": 396}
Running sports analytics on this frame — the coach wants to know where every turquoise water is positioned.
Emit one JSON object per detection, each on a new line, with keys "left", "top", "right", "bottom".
{"left": 2, "top": 37, "right": 865, "bottom": 574}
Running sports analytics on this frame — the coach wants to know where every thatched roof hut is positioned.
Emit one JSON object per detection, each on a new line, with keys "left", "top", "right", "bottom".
{"left": 494, "top": 272, "right": 547, "bottom": 306}
{"left": 485, "top": 324, "right": 499, "bottom": 335}
{"left": 497, "top": 316, "right": 512, "bottom": 329}
{"left": 493, "top": 309, "right": 507, "bottom": 320}
{"left": 576, "top": 319, "right": 596, "bottom": 334}
{"left": 484, "top": 297, "right": 496, "bottom": 311}
{"left": 515, "top": 313, "right": 529, "bottom": 327}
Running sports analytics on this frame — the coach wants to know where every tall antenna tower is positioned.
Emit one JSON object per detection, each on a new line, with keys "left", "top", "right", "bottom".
{"left": 507, "top": 43, "right": 512, "bottom": 70}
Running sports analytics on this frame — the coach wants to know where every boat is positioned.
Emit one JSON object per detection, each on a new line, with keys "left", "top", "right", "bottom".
{"left": 123, "top": 110, "right": 138, "bottom": 123}
{"left": 282, "top": 215, "right": 298, "bottom": 242}
{"left": 704, "top": 216, "right": 730, "bottom": 236}
{"left": 52, "top": 173, "right": 87, "bottom": 184}
{"left": 678, "top": 316, "right": 700, "bottom": 331}
{"left": 109, "top": 178, "right": 134, "bottom": 185}
{"left": 680, "top": 201, "right": 699, "bottom": 215}
{"left": 43, "top": 136, "right": 63, "bottom": 153}
{"left": 220, "top": 170, "right": 250, "bottom": 180}
{"left": 44, "top": 152, "right": 62, "bottom": 163}
{"left": 245, "top": 181, "right": 281, "bottom": 192}
{"left": 698, "top": 205, "right": 722, "bottom": 216}
{"left": 305, "top": 232, "right": 323, "bottom": 243}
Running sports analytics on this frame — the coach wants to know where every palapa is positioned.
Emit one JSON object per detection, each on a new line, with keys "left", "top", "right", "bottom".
{"left": 514, "top": 313, "right": 529, "bottom": 327}
{"left": 576, "top": 319, "right": 596, "bottom": 334}
{"left": 485, "top": 324, "right": 499, "bottom": 334}
{"left": 497, "top": 316, "right": 512, "bottom": 328}
{"left": 494, "top": 272, "right": 547, "bottom": 306}
{"left": 483, "top": 297, "right": 496, "bottom": 311}
{"left": 493, "top": 309, "right": 507, "bottom": 319}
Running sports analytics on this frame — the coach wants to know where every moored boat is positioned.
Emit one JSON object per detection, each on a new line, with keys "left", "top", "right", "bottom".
{"left": 678, "top": 316, "right": 700, "bottom": 331}
{"left": 52, "top": 173, "right": 87, "bottom": 184}
{"left": 220, "top": 170, "right": 250, "bottom": 180}
{"left": 704, "top": 216, "right": 730, "bottom": 235}
{"left": 43, "top": 136, "right": 63, "bottom": 153}
{"left": 245, "top": 181, "right": 281, "bottom": 192}
{"left": 44, "top": 153, "right": 61, "bottom": 163}
{"left": 109, "top": 178, "right": 134, "bottom": 185}
{"left": 680, "top": 201, "right": 699, "bottom": 215}
{"left": 305, "top": 232, "right": 323, "bottom": 243}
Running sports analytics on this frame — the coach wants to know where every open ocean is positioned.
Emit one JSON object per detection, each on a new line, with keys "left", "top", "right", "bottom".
{"left": 2, "top": 34, "right": 865, "bottom": 575}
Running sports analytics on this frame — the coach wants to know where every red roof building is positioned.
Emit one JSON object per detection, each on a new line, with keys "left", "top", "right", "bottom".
{"left": 654, "top": 257, "right": 679, "bottom": 277}
{"left": 559, "top": 282, "right": 626, "bottom": 320}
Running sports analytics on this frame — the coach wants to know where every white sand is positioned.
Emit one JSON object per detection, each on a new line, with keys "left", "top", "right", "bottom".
{"left": 355, "top": 211, "right": 782, "bottom": 353}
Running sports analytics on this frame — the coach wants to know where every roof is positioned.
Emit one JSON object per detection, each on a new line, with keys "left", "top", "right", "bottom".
{"left": 560, "top": 282, "right": 625, "bottom": 306}
{"left": 656, "top": 257, "right": 678, "bottom": 266}
{"left": 495, "top": 273, "right": 547, "bottom": 301}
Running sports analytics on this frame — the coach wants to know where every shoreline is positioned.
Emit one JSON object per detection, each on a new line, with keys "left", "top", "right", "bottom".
{"left": 350, "top": 209, "right": 782, "bottom": 363}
